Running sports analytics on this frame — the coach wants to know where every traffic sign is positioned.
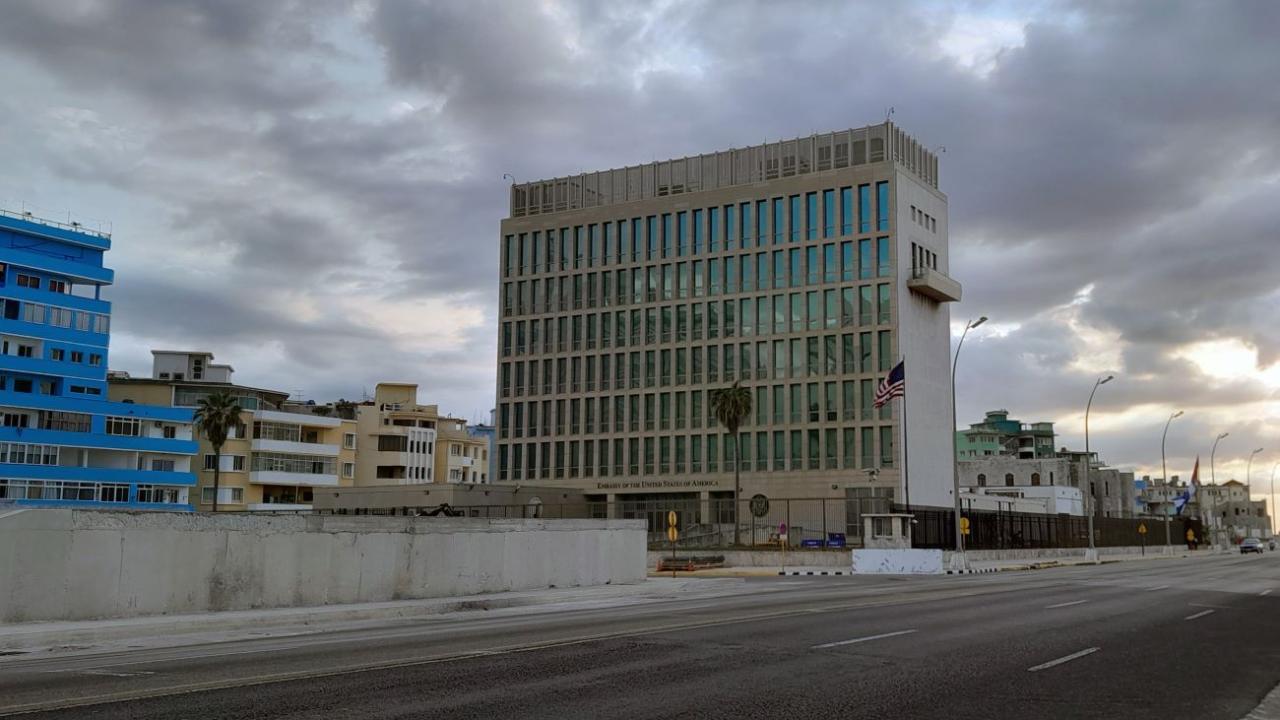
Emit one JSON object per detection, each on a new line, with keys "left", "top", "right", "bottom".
{"left": 960, "top": 517, "right": 971, "bottom": 535}
{"left": 667, "top": 510, "right": 677, "bottom": 528}
{"left": 667, "top": 526, "right": 679, "bottom": 542}
{"left": 778, "top": 522, "right": 788, "bottom": 541}
{"left": 1138, "top": 523, "right": 1148, "bottom": 535}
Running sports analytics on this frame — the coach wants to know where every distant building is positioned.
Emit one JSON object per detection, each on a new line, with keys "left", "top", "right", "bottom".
{"left": 353, "top": 383, "right": 489, "bottom": 486}
{"left": 960, "top": 485, "right": 1084, "bottom": 516}
{"left": 955, "top": 409, "right": 1056, "bottom": 460}
{"left": 1058, "top": 449, "right": 1137, "bottom": 520}
{"left": 958, "top": 456, "right": 1082, "bottom": 515}
{"left": 110, "top": 351, "right": 357, "bottom": 511}
{"left": 0, "top": 210, "right": 197, "bottom": 510}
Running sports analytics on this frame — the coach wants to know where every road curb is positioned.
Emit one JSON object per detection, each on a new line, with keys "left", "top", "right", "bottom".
{"left": 778, "top": 570, "right": 852, "bottom": 576}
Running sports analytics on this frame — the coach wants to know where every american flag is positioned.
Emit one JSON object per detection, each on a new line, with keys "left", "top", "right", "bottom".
{"left": 873, "top": 360, "right": 905, "bottom": 408}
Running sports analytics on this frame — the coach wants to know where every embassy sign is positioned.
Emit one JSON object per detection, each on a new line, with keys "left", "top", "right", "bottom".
{"left": 594, "top": 479, "right": 724, "bottom": 491}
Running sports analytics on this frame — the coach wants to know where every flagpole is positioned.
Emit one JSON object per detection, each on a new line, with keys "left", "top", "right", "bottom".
{"left": 901, "top": 355, "right": 910, "bottom": 516}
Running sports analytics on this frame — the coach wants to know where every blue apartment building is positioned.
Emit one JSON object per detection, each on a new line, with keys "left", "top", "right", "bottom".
{"left": 0, "top": 209, "right": 197, "bottom": 510}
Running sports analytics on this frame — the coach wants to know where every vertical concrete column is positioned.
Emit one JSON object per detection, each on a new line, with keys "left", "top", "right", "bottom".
{"left": 606, "top": 493, "right": 619, "bottom": 519}
{"left": 699, "top": 491, "right": 711, "bottom": 525}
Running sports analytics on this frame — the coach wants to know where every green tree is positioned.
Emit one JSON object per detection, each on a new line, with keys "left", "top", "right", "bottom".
{"left": 193, "top": 391, "right": 243, "bottom": 512}
{"left": 710, "top": 382, "right": 752, "bottom": 545}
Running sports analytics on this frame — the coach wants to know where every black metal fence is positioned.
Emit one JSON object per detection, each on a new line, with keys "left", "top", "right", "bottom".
{"left": 318, "top": 499, "right": 1204, "bottom": 551}
{"left": 907, "top": 505, "right": 1202, "bottom": 550}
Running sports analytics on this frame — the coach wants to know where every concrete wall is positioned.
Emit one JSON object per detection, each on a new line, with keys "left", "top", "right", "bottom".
{"left": 0, "top": 509, "right": 646, "bottom": 623}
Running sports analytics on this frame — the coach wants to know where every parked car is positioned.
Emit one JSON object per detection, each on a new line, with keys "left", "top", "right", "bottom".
{"left": 1240, "top": 538, "right": 1264, "bottom": 554}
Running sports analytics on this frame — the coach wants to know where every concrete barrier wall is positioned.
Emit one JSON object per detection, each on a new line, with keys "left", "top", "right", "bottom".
{"left": 0, "top": 510, "right": 646, "bottom": 623}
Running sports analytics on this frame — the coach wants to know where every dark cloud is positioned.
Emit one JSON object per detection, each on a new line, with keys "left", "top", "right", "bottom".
{"left": 1, "top": 0, "right": 1278, "bottom": 472}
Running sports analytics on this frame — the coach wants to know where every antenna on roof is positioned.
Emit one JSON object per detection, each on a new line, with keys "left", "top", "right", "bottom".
{"left": 935, "top": 145, "right": 947, "bottom": 153}
{"left": 502, "top": 173, "right": 516, "bottom": 185}
{"left": 885, "top": 106, "right": 895, "bottom": 122}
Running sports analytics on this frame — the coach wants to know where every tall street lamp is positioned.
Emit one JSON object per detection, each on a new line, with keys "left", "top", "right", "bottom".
{"left": 1271, "top": 462, "right": 1278, "bottom": 537}
{"left": 1083, "top": 374, "right": 1114, "bottom": 562}
{"left": 950, "top": 316, "right": 987, "bottom": 572}
{"left": 1160, "top": 410, "right": 1183, "bottom": 549}
{"left": 1210, "top": 432, "right": 1229, "bottom": 546}
{"left": 1247, "top": 447, "right": 1264, "bottom": 538}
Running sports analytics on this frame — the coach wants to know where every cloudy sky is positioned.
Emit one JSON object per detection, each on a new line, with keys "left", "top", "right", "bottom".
{"left": 2, "top": 0, "right": 1278, "bottom": 492}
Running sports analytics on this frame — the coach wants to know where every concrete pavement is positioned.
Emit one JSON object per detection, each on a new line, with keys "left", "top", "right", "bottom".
{"left": 2, "top": 552, "right": 1279, "bottom": 718}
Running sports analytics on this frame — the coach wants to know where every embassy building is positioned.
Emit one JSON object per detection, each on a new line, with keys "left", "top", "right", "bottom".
{"left": 495, "top": 122, "right": 959, "bottom": 538}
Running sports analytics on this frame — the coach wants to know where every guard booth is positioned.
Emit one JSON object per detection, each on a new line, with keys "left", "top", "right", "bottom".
{"left": 862, "top": 513, "right": 915, "bottom": 549}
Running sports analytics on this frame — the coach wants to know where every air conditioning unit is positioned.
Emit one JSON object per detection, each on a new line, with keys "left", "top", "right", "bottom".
{"left": 154, "top": 421, "right": 164, "bottom": 428}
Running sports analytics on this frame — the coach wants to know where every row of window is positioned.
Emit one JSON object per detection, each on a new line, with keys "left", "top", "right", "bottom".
{"left": 500, "top": 331, "right": 895, "bottom": 399}
{"left": 9, "top": 268, "right": 72, "bottom": 295}
{"left": 502, "top": 183, "right": 891, "bottom": 278}
{"left": 908, "top": 205, "right": 937, "bottom": 233}
{"left": 498, "top": 381, "right": 894, "bottom": 440}
{"left": 0, "top": 298, "right": 110, "bottom": 334}
{"left": 501, "top": 238, "right": 893, "bottom": 318}
{"left": 910, "top": 243, "right": 938, "bottom": 273}
{"left": 251, "top": 452, "right": 336, "bottom": 476}
{"left": 0, "top": 373, "right": 102, "bottom": 397}
{"left": 1, "top": 409, "right": 92, "bottom": 433}
{"left": 0, "top": 442, "right": 59, "bottom": 465}
{"left": 975, "top": 472, "right": 1054, "bottom": 487}
{"left": 200, "top": 453, "right": 353, "bottom": 478}
{"left": 0, "top": 479, "right": 133, "bottom": 502}
{"left": 501, "top": 289, "right": 893, "bottom": 358}
{"left": 496, "top": 426, "right": 896, "bottom": 481}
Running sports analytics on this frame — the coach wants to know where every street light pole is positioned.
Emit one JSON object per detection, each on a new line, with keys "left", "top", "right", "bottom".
{"left": 1210, "top": 432, "right": 1229, "bottom": 547}
{"left": 1271, "top": 462, "right": 1278, "bottom": 537}
{"left": 1160, "top": 410, "right": 1183, "bottom": 550}
{"left": 1247, "top": 447, "right": 1263, "bottom": 539}
{"left": 1083, "top": 374, "right": 1114, "bottom": 563}
{"left": 950, "top": 316, "right": 987, "bottom": 572}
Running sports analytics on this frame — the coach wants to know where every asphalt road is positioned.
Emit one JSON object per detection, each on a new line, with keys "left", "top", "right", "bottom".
{"left": 3, "top": 552, "right": 1279, "bottom": 719}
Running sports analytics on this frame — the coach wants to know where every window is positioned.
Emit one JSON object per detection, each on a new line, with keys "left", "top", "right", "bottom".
{"left": 977, "top": 473, "right": 987, "bottom": 487}
{"left": 1005, "top": 473, "right": 1015, "bottom": 487}
{"left": 203, "top": 454, "right": 247, "bottom": 472}
{"left": 343, "top": 432, "right": 357, "bottom": 450}
{"left": 16, "top": 344, "right": 33, "bottom": 358}
{"left": 163, "top": 425, "right": 177, "bottom": 439}
{"left": 48, "top": 279, "right": 67, "bottom": 294}
{"left": 70, "top": 351, "right": 84, "bottom": 363}
{"left": 50, "top": 348, "right": 64, "bottom": 361}
{"left": 89, "top": 353, "right": 102, "bottom": 366}
{"left": 200, "top": 487, "right": 244, "bottom": 504}
{"left": 22, "top": 303, "right": 45, "bottom": 324}
{"left": 17, "top": 274, "right": 40, "bottom": 289}
{"left": 106, "top": 416, "right": 142, "bottom": 436}
{"left": 150, "top": 459, "right": 176, "bottom": 472}
{"left": 1031, "top": 472, "right": 1041, "bottom": 486}
{"left": 343, "top": 462, "right": 355, "bottom": 478}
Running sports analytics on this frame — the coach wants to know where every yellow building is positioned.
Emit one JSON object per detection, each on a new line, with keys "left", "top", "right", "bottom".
{"left": 108, "top": 351, "right": 357, "bottom": 510}
{"left": 353, "top": 383, "right": 489, "bottom": 486}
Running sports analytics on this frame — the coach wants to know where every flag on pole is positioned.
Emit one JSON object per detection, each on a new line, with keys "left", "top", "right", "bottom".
{"left": 1174, "top": 456, "right": 1199, "bottom": 515}
{"left": 873, "top": 360, "right": 905, "bottom": 408}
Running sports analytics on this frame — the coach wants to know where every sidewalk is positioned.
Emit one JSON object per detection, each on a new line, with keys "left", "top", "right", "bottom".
{"left": 0, "top": 578, "right": 744, "bottom": 655}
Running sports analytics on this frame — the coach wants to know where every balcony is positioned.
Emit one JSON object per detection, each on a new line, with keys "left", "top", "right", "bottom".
{"left": 907, "top": 267, "right": 962, "bottom": 303}
{"left": 251, "top": 439, "right": 339, "bottom": 456}
{"left": 248, "top": 471, "right": 340, "bottom": 487}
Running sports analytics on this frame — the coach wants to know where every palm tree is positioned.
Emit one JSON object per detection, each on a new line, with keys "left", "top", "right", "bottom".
{"left": 710, "top": 382, "right": 752, "bottom": 545}
{"left": 193, "top": 391, "right": 243, "bottom": 512}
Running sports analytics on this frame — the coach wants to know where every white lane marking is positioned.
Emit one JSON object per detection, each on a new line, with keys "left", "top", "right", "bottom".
{"left": 1045, "top": 600, "right": 1088, "bottom": 609}
{"left": 1185, "top": 609, "right": 1215, "bottom": 621}
{"left": 1145, "top": 585, "right": 1169, "bottom": 592}
{"left": 1260, "top": 589, "right": 1273, "bottom": 596}
{"left": 1028, "top": 647, "right": 1100, "bottom": 672}
{"left": 811, "top": 629, "right": 917, "bottom": 649}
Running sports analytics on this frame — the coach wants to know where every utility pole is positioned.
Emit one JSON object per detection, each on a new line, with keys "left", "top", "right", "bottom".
{"left": 1161, "top": 410, "right": 1183, "bottom": 551}
{"left": 950, "top": 317, "right": 987, "bottom": 572}
{"left": 1083, "top": 375, "right": 1114, "bottom": 563}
